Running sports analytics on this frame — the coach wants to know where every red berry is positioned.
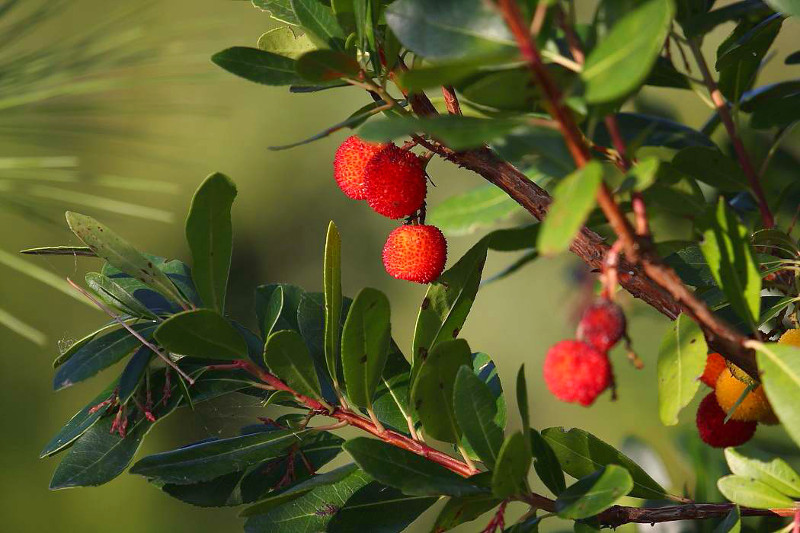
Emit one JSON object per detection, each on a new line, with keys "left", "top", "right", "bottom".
{"left": 333, "top": 136, "right": 387, "bottom": 200}
{"left": 364, "top": 145, "right": 427, "bottom": 219}
{"left": 382, "top": 225, "right": 447, "bottom": 284}
{"left": 576, "top": 299, "right": 626, "bottom": 352}
{"left": 543, "top": 340, "right": 611, "bottom": 406}
{"left": 695, "top": 392, "right": 756, "bottom": 448}
{"left": 700, "top": 352, "right": 726, "bottom": 388}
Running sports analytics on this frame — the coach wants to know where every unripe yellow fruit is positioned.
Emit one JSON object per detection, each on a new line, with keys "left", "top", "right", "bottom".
{"left": 715, "top": 368, "right": 778, "bottom": 425}
{"left": 778, "top": 329, "right": 800, "bottom": 348}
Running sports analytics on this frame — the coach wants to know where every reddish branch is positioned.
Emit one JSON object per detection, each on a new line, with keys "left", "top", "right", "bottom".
{"left": 687, "top": 39, "right": 775, "bottom": 229}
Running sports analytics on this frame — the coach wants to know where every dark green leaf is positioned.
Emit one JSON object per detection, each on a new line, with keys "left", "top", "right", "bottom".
{"left": 155, "top": 309, "right": 247, "bottom": 360}
{"left": 412, "top": 239, "right": 487, "bottom": 371}
{"left": 85, "top": 272, "right": 157, "bottom": 319}
{"left": 724, "top": 448, "right": 800, "bottom": 498}
{"left": 118, "top": 346, "right": 154, "bottom": 403}
{"left": 530, "top": 429, "right": 566, "bottom": 496}
{"left": 185, "top": 172, "right": 237, "bottom": 312}
{"left": 40, "top": 380, "right": 118, "bottom": 457}
{"left": 261, "top": 286, "right": 284, "bottom": 339}
{"left": 663, "top": 245, "right": 717, "bottom": 287}
{"left": 537, "top": 161, "right": 603, "bottom": 256}
{"left": 328, "top": 482, "right": 437, "bottom": 533}
{"left": 485, "top": 224, "right": 539, "bottom": 252}
{"left": 454, "top": 366, "right": 503, "bottom": 468}
{"left": 646, "top": 56, "right": 691, "bottom": 89}
{"left": 290, "top": 0, "right": 346, "bottom": 50}
{"left": 542, "top": 427, "right": 668, "bottom": 500}
{"left": 296, "top": 49, "right": 360, "bottom": 81}
{"left": 265, "top": 330, "right": 323, "bottom": 400}
{"left": 657, "top": 314, "right": 708, "bottom": 425}
{"left": 53, "top": 322, "right": 157, "bottom": 391}
{"left": 371, "top": 342, "right": 414, "bottom": 432}
{"left": 582, "top": 0, "right": 676, "bottom": 103}
{"left": 765, "top": 0, "right": 800, "bottom": 17}
{"left": 672, "top": 147, "right": 749, "bottom": 192}
{"left": 385, "top": 0, "right": 516, "bottom": 61}
{"left": 255, "top": 283, "right": 305, "bottom": 336}
{"left": 555, "top": 465, "right": 633, "bottom": 519}
{"left": 341, "top": 288, "right": 391, "bottom": 409}
{"left": 344, "top": 437, "right": 486, "bottom": 497}
{"left": 716, "top": 15, "right": 782, "bottom": 102}
{"left": 66, "top": 212, "right": 186, "bottom": 306}
{"left": 324, "top": 221, "right": 343, "bottom": 392}
{"left": 131, "top": 429, "right": 306, "bottom": 484}
{"left": 359, "top": 115, "right": 526, "bottom": 151}
{"left": 20, "top": 245, "right": 95, "bottom": 256}
{"left": 411, "top": 339, "right": 472, "bottom": 443}
{"left": 717, "top": 475, "right": 795, "bottom": 508}
{"left": 592, "top": 113, "right": 715, "bottom": 150}
{"left": 749, "top": 92, "right": 800, "bottom": 129}
{"left": 211, "top": 47, "right": 302, "bottom": 86}
{"left": 699, "top": 199, "right": 762, "bottom": 330}
{"left": 714, "top": 506, "right": 741, "bottom": 533}
{"left": 433, "top": 495, "right": 502, "bottom": 532}
{"left": 681, "top": 1, "right": 772, "bottom": 38}
{"left": 752, "top": 342, "right": 800, "bottom": 447}
{"left": 492, "top": 431, "right": 532, "bottom": 498}
{"left": 53, "top": 322, "right": 118, "bottom": 369}
{"left": 428, "top": 186, "right": 522, "bottom": 236}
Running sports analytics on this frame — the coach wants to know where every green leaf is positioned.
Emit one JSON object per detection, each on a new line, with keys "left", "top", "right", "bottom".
{"left": 341, "top": 288, "right": 391, "bottom": 409}
{"left": 239, "top": 462, "right": 358, "bottom": 516}
{"left": 592, "top": 113, "right": 714, "bottom": 150}
{"left": 537, "top": 161, "right": 603, "bottom": 256}
{"left": 50, "top": 370, "right": 178, "bottom": 489}
{"left": 646, "top": 56, "right": 692, "bottom": 90}
{"left": 255, "top": 283, "right": 305, "bottom": 336}
{"left": 555, "top": 465, "right": 634, "bottom": 519}
{"left": 359, "top": 115, "right": 525, "bottom": 151}
{"left": 428, "top": 186, "right": 522, "bottom": 236}
{"left": 716, "top": 15, "right": 782, "bottom": 102}
{"left": 485, "top": 224, "right": 539, "bottom": 252}
{"left": 672, "top": 147, "right": 749, "bottom": 192}
{"left": 264, "top": 330, "right": 323, "bottom": 400}
{"left": 328, "top": 482, "right": 438, "bottom": 533}
{"left": 261, "top": 286, "right": 284, "bottom": 338}
{"left": 252, "top": 0, "right": 300, "bottom": 25}
{"left": 257, "top": 26, "right": 315, "bottom": 59}
{"left": 185, "top": 172, "right": 237, "bottom": 313}
{"left": 296, "top": 49, "right": 360, "bottom": 81}
{"left": 53, "top": 322, "right": 157, "bottom": 391}
{"left": 657, "top": 313, "right": 708, "bottom": 426}
{"left": 371, "top": 343, "right": 414, "bottom": 432}
{"left": 324, "top": 221, "right": 343, "bottom": 391}
{"left": 699, "top": 199, "right": 762, "bottom": 330}
{"left": 85, "top": 272, "right": 157, "bottom": 319}
{"left": 211, "top": 47, "right": 302, "bottom": 86}
{"left": 411, "top": 339, "right": 472, "bottom": 443}
{"left": 752, "top": 342, "right": 800, "bottom": 447}
{"left": 154, "top": 309, "right": 247, "bottom": 360}
{"left": 530, "top": 429, "right": 566, "bottom": 496}
{"left": 244, "top": 467, "right": 371, "bottom": 532}
{"left": 724, "top": 448, "right": 800, "bottom": 498}
{"left": 681, "top": 1, "right": 771, "bottom": 38}
{"left": 765, "top": 0, "right": 800, "bottom": 17}
{"left": 40, "top": 380, "right": 118, "bottom": 457}
{"left": 492, "top": 432, "right": 532, "bottom": 499}
{"left": 453, "top": 366, "right": 503, "bottom": 468}
{"left": 432, "top": 495, "right": 502, "bottom": 532}
{"left": 290, "top": 0, "right": 346, "bottom": 50}
{"left": 582, "top": 0, "right": 676, "bottom": 103}
{"left": 385, "top": 0, "right": 516, "bottom": 61}
{"left": 714, "top": 505, "right": 741, "bottom": 533}
{"left": 542, "top": 427, "right": 668, "bottom": 500}
{"left": 717, "top": 475, "right": 795, "bottom": 509}
{"left": 131, "top": 429, "right": 306, "bottom": 484}
{"left": 343, "top": 437, "right": 486, "bottom": 497}
{"left": 516, "top": 365, "right": 530, "bottom": 445}
{"left": 118, "top": 346, "right": 154, "bottom": 403}
{"left": 20, "top": 245, "right": 95, "bottom": 256}
{"left": 412, "top": 239, "right": 487, "bottom": 371}
{"left": 65, "top": 212, "right": 186, "bottom": 306}
{"left": 53, "top": 323, "right": 121, "bottom": 368}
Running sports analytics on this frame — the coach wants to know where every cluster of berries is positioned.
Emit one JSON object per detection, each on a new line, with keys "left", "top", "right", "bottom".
{"left": 333, "top": 136, "right": 447, "bottom": 284}
{"left": 695, "top": 328, "right": 799, "bottom": 447}
{"left": 543, "top": 299, "right": 627, "bottom": 406}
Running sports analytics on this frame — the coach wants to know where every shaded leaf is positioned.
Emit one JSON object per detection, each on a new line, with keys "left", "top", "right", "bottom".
{"left": 428, "top": 186, "right": 522, "bottom": 236}
{"left": 290, "top": 0, "right": 346, "bottom": 50}
{"left": 454, "top": 366, "right": 503, "bottom": 468}
{"left": 531, "top": 429, "right": 566, "bottom": 496}
{"left": 672, "top": 147, "right": 749, "bottom": 192}
{"left": 154, "top": 309, "right": 247, "bottom": 360}
{"left": 264, "top": 330, "right": 324, "bottom": 401}
{"left": 324, "top": 221, "right": 343, "bottom": 391}
{"left": 212, "top": 47, "right": 302, "bottom": 86}
{"left": 296, "top": 49, "right": 360, "bottom": 81}
{"left": 555, "top": 465, "right": 633, "bottom": 519}
{"left": 328, "top": 482, "right": 437, "bottom": 533}
{"left": 492, "top": 431, "right": 532, "bottom": 499}
{"left": 432, "top": 495, "right": 501, "bottom": 532}
{"left": 118, "top": 346, "right": 154, "bottom": 403}
{"left": 85, "top": 272, "right": 157, "bottom": 319}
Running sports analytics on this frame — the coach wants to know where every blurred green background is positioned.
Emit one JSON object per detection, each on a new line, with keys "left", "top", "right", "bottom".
{"left": 0, "top": 1, "right": 797, "bottom": 531}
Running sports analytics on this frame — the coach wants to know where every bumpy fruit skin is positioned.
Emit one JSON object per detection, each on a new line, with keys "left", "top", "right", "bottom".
{"left": 779, "top": 328, "right": 800, "bottom": 347}
{"left": 543, "top": 340, "right": 611, "bottom": 406}
{"left": 333, "top": 136, "right": 387, "bottom": 200}
{"left": 700, "top": 353, "right": 727, "bottom": 388}
{"left": 715, "top": 368, "right": 778, "bottom": 424}
{"left": 382, "top": 225, "right": 447, "bottom": 284}
{"left": 364, "top": 145, "right": 427, "bottom": 219}
{"left": 696, "top": 392, "right": 757, "bottom": 448}
{"left": 576, "top": 300, "right": 626, "bottom": 352}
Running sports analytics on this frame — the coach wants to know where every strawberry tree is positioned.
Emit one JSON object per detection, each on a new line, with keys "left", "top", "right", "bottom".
{"left": 27, "top": 0, "right": 800, "bottom": 531}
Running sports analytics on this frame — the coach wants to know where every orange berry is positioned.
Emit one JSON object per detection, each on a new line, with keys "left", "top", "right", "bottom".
{"left": 364, "top": 145, "right": 427, "bottom": 219}
{"left": 700, "top": 353, "right": 727, "bottom": 388}
{"left": 382, "top": 225, "right": 447, "bottom": 284}
{"left": 715, "top": 367, "right": 778, "bottom": 424}
{"left": 779, "top": 329, "right": 800, "bottom": 348}
{"left": 333, "top": 136, "right": 387, "bottom": 200}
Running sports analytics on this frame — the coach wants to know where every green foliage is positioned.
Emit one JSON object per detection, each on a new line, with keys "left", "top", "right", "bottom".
{"left": 555, "top": 465, "right": 633, "bottom": 519}
{"left": 264, "top": 330, "right": 324, "bottom": 400}
{"left": 657, "top": 314, "right": 708, "bottom": 425}
{"left": 155, "top": 309, "right": 247, "bottom": 360}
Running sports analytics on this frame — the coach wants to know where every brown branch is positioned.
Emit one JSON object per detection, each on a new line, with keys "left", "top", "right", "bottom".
{"left": 687, "top": 39, "right": 774, "bottom": 229}
{"left": 597, "top": 502, "right": 796, "bottom": 527}
{"left": 441, "top": 85, "right": 462, "bottom": 115}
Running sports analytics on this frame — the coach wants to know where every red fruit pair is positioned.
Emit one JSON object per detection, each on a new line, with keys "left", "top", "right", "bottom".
{"left": 333, "top": 136, "right": 427, "bottom": 219}
{"left": 333, "top": 136, "right": 446, "bottom": 284}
